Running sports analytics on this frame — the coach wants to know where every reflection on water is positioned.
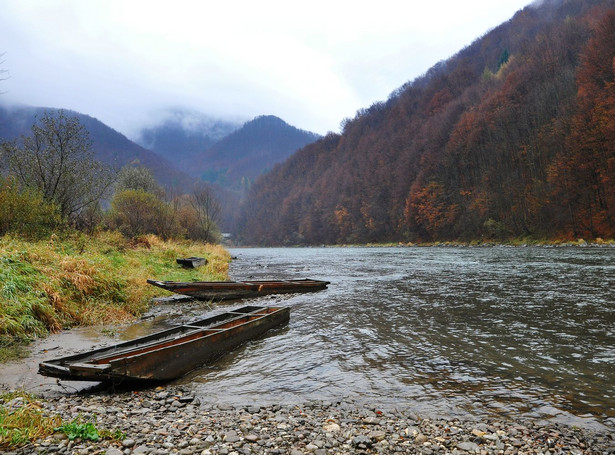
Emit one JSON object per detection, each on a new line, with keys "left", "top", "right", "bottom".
{"left": 177, "top": 246, "right": 615, "bottom": 430}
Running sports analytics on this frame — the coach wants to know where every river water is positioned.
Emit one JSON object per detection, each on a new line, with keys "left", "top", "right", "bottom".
{"left": 178, "top": 246, "right": 615, "bottom": 430}
{"left": 4, "top": 246, "right": 613, "bottom": 430}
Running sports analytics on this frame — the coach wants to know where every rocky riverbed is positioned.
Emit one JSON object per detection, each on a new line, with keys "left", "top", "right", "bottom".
{"left": 3, "top": 385, "right": 614, "bottom": 454}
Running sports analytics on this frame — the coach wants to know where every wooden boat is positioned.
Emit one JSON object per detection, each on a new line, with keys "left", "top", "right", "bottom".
{"left": 147, "top": 278, "right": 330, "bottom": 301}
{"left": 176, "top": 257, "right": 207, "bottom": 268}
{"left": 38, "top": 306, "right": 289, "bottom": 383}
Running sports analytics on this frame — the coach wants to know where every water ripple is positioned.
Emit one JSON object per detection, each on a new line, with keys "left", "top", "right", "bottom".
{"left": 177, "top": 246, "right": 615, "bottom": 430}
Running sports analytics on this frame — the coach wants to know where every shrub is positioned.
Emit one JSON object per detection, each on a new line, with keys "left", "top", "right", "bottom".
{"left": 107, "top": 189, "right": 177, "bottom": 239}
{"left": 0, "top": 177, "right": 62, "bottom": 238}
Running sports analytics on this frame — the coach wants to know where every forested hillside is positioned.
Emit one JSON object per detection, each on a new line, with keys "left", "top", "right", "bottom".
{"left": 0, "top": 105, "right": 191, "bottom": 190}
{"left": 238, "top": 0, "right": 615, "bottom": 245}
{"left": 188, "top": 115, "right": 320, "bottom": 191}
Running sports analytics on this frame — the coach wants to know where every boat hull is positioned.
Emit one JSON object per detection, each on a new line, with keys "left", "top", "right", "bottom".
{"left": 39, "top": 306, "right": 289, "bottom": 383}
{"left": 176, "top": 257, "right": 207, "bottom": 268}
{"left": 147, "top": 278, "right": 329, "bottom": 300}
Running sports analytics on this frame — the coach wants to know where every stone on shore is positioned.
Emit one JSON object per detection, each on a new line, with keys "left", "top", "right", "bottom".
{"left": 7, "top": 385, "right": 613, "bottom": 454}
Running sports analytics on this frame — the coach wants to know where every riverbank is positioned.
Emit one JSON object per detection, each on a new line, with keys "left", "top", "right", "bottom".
{"left": 330, "top": 237, "right": 615, "bottom": 248}
{"left": 0, "top": 232, "right": 230, "bottom": 362}
{"left": 2, "top": 385, "right": 613, "bottom": 454}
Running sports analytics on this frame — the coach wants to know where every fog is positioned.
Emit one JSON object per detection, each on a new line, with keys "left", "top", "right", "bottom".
{"left": 0, "top": 0, "right": 532, "bottom": 137}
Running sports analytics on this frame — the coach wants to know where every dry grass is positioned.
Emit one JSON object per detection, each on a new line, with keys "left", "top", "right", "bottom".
{"left": 0, "top": 232, "right": 230, "bottom": 358}
{"left": 0, "top": 392, "right": 62, "bottom": 449}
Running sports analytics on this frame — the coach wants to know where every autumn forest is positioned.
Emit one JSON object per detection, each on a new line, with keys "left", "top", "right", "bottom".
{"left": 237, "top": 0, "right": 615, "bottom": 245}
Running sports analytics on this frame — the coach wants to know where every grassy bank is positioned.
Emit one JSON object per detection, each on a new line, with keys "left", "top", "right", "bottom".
{"left": 0, "top": 231, "right": 230, "bottom": 362}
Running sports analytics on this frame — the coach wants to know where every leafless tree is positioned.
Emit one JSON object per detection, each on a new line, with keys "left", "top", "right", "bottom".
{"left": 190, "top": 183, "right": 221, "bottom": 242}
{"left": 0, "top": 110, "right": 115, "bottom": 221}
{"left": 0, "top": 52, "right": 8, "bottom": 90}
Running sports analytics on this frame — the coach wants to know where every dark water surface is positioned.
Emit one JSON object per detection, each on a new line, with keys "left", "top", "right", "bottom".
{"left": 178, "top": 246, "right": 615, "bottom": 429}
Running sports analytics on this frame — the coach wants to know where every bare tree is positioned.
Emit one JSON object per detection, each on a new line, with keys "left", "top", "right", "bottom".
{"left": 0, "top": 110, "right": 115, "bottom": 221}
{"left": 0, "top": 52, "right": 8, "bottom": 91}
{"left": 190, "top": 183, "right": 221, "bottom": 242}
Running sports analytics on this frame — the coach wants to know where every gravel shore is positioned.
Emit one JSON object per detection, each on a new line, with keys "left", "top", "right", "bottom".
{"left": 4, "top": 385, "right": 614, "bottom": 454}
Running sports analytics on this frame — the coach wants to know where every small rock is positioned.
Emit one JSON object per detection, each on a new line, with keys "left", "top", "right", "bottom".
{"left": 105, "top": 449, "right": 123, "bottom": 455}
{"left": 415, "top": 433, "right": 429, "bottom": 444}
{"left": 245, "top": 434, "right": 258, "bottom": 443}
{"left": 323, "top": 422, "right": 341, "bottom": 433}
{"left": 352, "top": 435, "right": 372, "bottom": 448}
{"left": 369, "top": 430, "right": 387, "bottom": 442}
{"left": 122, "top": 438, "right": 136, "bottom": 448}
{"left": 224, "top": 430, "right": 240, "bottom": 443}
{"left": 457, "top": 441, "right": 480, "bottom": 451}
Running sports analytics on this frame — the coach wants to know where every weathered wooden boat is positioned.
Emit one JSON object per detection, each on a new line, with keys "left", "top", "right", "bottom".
{"left": 38, "top": 306, "right": 289, "bottom": 383}
{"left": 176, "top": 257, "right": 207, "bottom": 268}
{"left": 146, "top": 278, "right": 330, "bottom": 301}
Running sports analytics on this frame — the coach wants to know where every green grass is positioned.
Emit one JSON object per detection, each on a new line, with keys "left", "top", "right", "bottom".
{"left": 0, "top": 392, "right": 124, "bottom": 449}
{"left": 0, "top": 392, "right": 61, "bottom": 449}
{"left": 0, "top": 231, "right": 230, "bottom": 361}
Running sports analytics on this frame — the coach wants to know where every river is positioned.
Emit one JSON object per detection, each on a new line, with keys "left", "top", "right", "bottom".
{"left": 179, "top": 246, "right": 615, "bottom": 430}
{"left": 3, "top": 246, "right": 614, "bottom": 430}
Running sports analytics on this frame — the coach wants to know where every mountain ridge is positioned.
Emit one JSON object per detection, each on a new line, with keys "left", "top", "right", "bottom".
{"left": 134, "top": 109, "right": 241, "bottom": 163}
{"left": 186, "top": 115, "right": 320, "bottom": 190}
{"left": 237, "top": 0, "right": 615, "bottom": 245}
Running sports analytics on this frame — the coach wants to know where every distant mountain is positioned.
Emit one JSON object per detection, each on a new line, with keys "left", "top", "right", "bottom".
{"left": 134, "top": 108, "right": 240, "bottom": 163}
{"left": 0, "top": 104, "right": 193, "bottom": 190}
{"left": 238, "top": 0, "right": 615, "bottom": 245}
{"left": 187, "top": 115, "right": 320, "bottom": 191}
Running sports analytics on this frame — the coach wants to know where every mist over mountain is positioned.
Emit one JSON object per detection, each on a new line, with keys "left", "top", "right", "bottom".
{"left": 0, "top": 104, "right": 193, "bottom": 190}
{"left": 238, "top": 0, "right": 615, "bottom": 245}
{"left": 134, "top": 108, "right": 241, "bottom": 163}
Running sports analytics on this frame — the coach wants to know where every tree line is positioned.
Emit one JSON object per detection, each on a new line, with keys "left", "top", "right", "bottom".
{"left": 0, "top": 110, "right": 221, "bottom": 242}
{"left": 237, "top": 0, "right": 615, "bottom": 245}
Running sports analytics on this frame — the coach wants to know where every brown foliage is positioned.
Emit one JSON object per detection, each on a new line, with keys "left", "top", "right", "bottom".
{"left": 238, "top": 0, "right": 615, "bottom": 245}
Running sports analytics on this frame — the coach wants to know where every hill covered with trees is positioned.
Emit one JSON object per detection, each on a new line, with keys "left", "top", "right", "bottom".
{"left": 238, "top": 0, "right": 615, "bottom": 245}
{"left": 0, "top": 105, "right": 191, "bottom": 190}
{"left": 184, "top": 115, "right": 320, "bottom": 192}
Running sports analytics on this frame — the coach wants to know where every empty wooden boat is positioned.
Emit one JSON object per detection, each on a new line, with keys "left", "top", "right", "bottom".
{"left": 176, "top": 257, "right": 207, "bottom": 268}
{"left": 146, "top": 278, "right": 330, "bottom": 300}
{"left": 38, "top": 306, "right": 289, "bottom": 383}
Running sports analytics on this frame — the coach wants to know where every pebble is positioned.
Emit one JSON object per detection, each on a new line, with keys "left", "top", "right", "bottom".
{"left": 6, "top": 385, "right": 613, "bottom": 454}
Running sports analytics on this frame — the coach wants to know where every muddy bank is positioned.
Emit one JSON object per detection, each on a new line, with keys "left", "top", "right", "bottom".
{"left": 0, "top": 296, "right": 220, "bottom": 396}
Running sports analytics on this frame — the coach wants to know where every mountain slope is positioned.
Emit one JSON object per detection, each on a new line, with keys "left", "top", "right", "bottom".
{"left": 187, "top": 115, "right": 320, "bottom": 191}
{"left": 135, "top": 109, "right": 240, "bottom": 163}
{"left": 238, "top": 0, "right": 615, "bottom": 245}
{"left": 0, "top": 104, "right": 193, "bottom": 190}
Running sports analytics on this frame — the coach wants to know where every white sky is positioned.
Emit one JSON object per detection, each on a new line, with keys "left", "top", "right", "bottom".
{"left": 0, "top": 0, "right": 533, "bottom": 138}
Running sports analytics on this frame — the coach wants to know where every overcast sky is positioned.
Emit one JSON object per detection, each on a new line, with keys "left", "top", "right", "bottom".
{"left": 1, "top": 0, "right": 533, "bottom": 138}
